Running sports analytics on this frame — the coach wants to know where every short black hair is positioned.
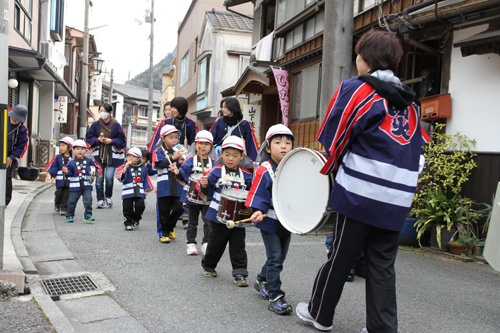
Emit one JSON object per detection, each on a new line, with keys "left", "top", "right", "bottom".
{"left": 141, "top": 149, "right": 151, "bottom": 162}
{"left": 223, "top": 97, "right": 243, "bottom": 122}
{"left": 355, "top": 29, "right": 403, "bottom": 74}
{"left": 170, "top": 97, "right": 188, "bottom": 117}
{"left": 100, "top": 103, "right": 113, "bottom": 113}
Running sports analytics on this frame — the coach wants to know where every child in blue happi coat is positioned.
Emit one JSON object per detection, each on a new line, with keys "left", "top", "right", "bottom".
{"left": 246, "top": 124, "right": 294, "bottom": 315}
{"left": 46, "top": 137, "right": 74, "bottom": 215}
{"left": 116, "top": 148, "right": 153, "bottom": 230}
{"left": 170, "top": 130, "right": 216, "bottom": 256}
{"left": 198, "top": 136, "right": 253, "bottom": 287}
{"left": 64, "top": 140, "right": 102, "bottom": 223}
{"left": 153, "top": 125, "right": 185, "bottom": 243}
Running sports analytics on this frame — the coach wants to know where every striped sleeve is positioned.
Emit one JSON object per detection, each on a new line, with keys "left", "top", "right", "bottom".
{"left": 45, "top": 155, "right": 57, "bottom": 174}
{"left": 245, "top": 165, "right": 270, "bottom": 211}
{"left": 317, "top": 79, "right": 378, "bottom": 175}
{"left": 115, "top": 165, "right": 125, "bottom": 181}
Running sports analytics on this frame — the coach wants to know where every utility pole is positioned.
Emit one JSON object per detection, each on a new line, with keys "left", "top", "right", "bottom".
{"left": 79, "top": 0, "right": 90, "bottom": 139}
{"left": 0, "top": 0, "right": 9, "bottom": 269}
{"left": 319, "top": 0, "right": 354, "bottom": 122}
{"left": 146, "top": 0, "right": 155, "bottom": 143}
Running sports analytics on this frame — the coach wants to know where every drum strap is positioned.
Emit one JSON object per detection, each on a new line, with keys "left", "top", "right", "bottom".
{"left": 192, "top": 155, "right": 212, "bottom": 174}
{"left": 261, "top": 161, "right": 275, "bottom": 179}
{"left": 216, "top": 166, "right": 245, "bottom": 189}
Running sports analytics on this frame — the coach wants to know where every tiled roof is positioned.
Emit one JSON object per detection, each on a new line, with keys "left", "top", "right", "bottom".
{"left": 103, "top": 81, "right": 161, "bottom": 102}
{"left": 206, "top": 10, "right": 253, "bottom": 32}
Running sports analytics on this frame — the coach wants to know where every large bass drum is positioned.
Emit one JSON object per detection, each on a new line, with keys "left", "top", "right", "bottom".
{"left": 272, "top": 147, "right": 334, "bottom": 234}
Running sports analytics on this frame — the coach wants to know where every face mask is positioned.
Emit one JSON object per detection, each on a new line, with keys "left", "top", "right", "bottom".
{"left": 100, "top": 112, "right": 110, "bottom": 120}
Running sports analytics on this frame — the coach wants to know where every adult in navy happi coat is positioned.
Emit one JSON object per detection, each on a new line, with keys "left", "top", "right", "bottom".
{"left": 296, "top": 30, "right": 430, "bottom": 333}
{"left": 85, "top": 103, "right": 126, "bottom": 208}
{"left": 5, "top": 105, "right": 29, "bottom": 206}
{"left": 210, "top": 97, "right": 258, "bottom": 161}
{"left": 148, "top": 97, "right": 199, "bottom": 154}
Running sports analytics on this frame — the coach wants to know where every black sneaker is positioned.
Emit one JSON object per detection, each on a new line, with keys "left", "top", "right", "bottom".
{"left": 346, "top": 269, "right": 355, "bottom": 282}
{"left": 254, "top": 278, "right": 269, "bottom": 298}
{"left": 268, "top": 295, "right": 292, "bottom": 315}
{"left": 203, "top": 267, "right": 217, "bottom": 277}
{"left": 132, "top": 221, "right": 140, "bottom": 228}
{"left": 234, "top": 274, "right": 249, "bottom": 287}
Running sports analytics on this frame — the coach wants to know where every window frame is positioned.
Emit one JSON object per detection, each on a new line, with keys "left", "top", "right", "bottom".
{"left": 180, "top": 51, "right": 190, "bottom": 87}
{"left": 14, "top": 0, "right": 33, "bottom": 44}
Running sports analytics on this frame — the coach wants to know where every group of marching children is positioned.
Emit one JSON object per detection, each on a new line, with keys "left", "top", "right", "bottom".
{"left": 47, "top": 120, "right": 296, "bottom": 316}
{"left": 47, "top": 136, "right": 155, "bottom": 229}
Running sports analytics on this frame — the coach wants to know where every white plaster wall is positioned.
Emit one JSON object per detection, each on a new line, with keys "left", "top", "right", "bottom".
{"left": 39, "top": 83, "right": 55, "bottom": 141}
{"left": 448, "top": 25, "right": 500, "bottom": 153}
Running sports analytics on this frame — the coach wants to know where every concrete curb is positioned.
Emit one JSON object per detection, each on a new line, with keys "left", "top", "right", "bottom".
{"left": 10, "top": 183, "right": 53, "bottom": 275}
{"left": 10, "top": 183, "right": 75, "bottom": 332}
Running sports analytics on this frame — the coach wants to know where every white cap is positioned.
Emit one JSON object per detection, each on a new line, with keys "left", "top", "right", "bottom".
{"left": 195, "top": 130, "right": 213, "bottom": 144}
{"left": 222, "top": 136, "right": 245, "bottom": 152}
{"left": 127, "top": 147, "right": 142, "bottom": 158}
{"left": 72, "top": 139, "right": 89, "bottom": 149}
{"left": 265, "top": 124, "right": 294, "bottom": 142}
{"left": 59, "top": 136, "right": 74, "bottom": 147}
{"left": 160, "top": 124, "right": 179, "bottom": 137}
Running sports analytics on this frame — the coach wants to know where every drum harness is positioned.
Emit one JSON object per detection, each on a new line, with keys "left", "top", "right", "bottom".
{"left": 184, "top": 156, "right": 213, "bottom": 192}
{"left": 130, "top": 164, "right": 142, "bottom": 197}
{"left": 216, "top": 166, "right": 246, "bottom": 190}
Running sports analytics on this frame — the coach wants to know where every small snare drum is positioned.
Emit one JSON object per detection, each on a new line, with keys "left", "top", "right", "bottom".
{"left": 187, "top": 174, "right": 207, "bottom": 204}
{"left": 217, "top": 188, "right": 252, "bottom": 225}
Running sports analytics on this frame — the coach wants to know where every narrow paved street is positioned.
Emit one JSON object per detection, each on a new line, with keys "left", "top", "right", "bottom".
{"left": 23, "top": 180, "right": 500, "bottom": 332}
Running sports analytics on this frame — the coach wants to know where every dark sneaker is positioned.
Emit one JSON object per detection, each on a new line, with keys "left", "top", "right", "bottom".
{"left": 346, "top": 269, "right": 355, "bottom": 282}
{"left": 59, "top": 210, "right": 66, "bottom": 216}
{"left": 125, "top": 225, "right": 133, "bottom": 231}
{"left": 234, "top": 275, "right": 249, "bottom": 287}
{"left": 55, "top": 206, "right": 60, "bottom": 213}
{"left": 66, "top": 216, "right": 74, "bottom": 223}
{"left": 268, "top": 295, "right": 292, "bottom": 315}
{"left": 203, "top": 267, "right": 217, "bottom": 277}
{"left": 132, "top": 221, "right": 139, "bottom": 228}
{"left": 254, "top": 278, "right": 269, "bottom": 299}
{"left": 296, "top": 302, "right": 333, "bottom": 331}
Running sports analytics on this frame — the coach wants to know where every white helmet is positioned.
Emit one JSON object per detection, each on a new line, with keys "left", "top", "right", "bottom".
{"left": 59, "top": 136, "right": 74, "bottom": 147}
{"left": 160, "top": 124, "right": 179, "bottom": 137}
{"left": 222, "top": 136, "right": 245, "bottom": 152}
{"left": 127, "top": 147, "right": 142, "bottom": 158}
{"left": 72, "top": 139, "right": 89, "bottom": 149}
{"left": 195, "top": 130, "right": 214, "bottom": 144}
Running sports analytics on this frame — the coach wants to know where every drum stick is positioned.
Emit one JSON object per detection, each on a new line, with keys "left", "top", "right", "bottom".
{"left": 197, "top": 142, "right": 205, "bottom": 174}
{"left": 166, "top": 154, "right": 179, "bottom": 174}
{"left": 226, "top": 214, "right": 267, "bottom": 229}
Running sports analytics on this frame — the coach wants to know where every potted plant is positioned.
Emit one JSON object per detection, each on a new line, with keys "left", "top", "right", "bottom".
{"left": 411, "top": 123, "right": 477, "bottom": 249}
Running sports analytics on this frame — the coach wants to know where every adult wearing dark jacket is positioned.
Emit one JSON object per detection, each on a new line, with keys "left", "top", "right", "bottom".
{"left": 210, "top": 97, "right": 258, "bottom": 161}
{"left": 296, "top": 30, "right": 429, "bottom": 332}
{"left": 148, "top": 97, "right": 199, "bottom": 154}
{"left": 85, "top": 103, "right": 126, "bottom": 208}
{"left": 5, "top": 105, "right": 29, "bottom": 206}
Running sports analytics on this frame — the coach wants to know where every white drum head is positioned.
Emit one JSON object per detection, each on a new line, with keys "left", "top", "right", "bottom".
{"left": 272, "top": 148, "right": 332, "bottom": 234}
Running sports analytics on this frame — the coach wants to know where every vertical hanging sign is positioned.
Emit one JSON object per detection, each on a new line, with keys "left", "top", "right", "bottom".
{"left": 54, "top": 96, "right": 68, "bottom": 123}
{"left": 272, "top": 67, "right": 290, "bottom": 126}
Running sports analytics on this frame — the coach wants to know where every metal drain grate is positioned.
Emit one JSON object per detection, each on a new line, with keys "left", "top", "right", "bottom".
{"left": 41, "top": 275, "right": 98, "bottom": 296}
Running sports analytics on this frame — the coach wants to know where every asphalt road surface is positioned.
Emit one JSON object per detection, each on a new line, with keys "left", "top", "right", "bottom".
{"left": 32, "top": 178, "right": 500, "bottom": 332}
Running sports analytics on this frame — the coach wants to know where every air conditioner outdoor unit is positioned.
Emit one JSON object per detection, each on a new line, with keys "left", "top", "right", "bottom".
{"left": 40, "top": 41, "right": 52, "bottom": 59}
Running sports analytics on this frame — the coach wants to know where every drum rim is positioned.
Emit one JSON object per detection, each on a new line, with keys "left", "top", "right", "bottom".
{"left": 272, "top": 147, "right": 331, "bottom": 234}
{"left": 220, "top": 188, "right": 249, "bottom": 201}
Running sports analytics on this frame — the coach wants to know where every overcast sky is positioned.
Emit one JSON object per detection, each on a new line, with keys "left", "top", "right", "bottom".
{"left": 66, "top": 0, "right": 191, "bottom": 84}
